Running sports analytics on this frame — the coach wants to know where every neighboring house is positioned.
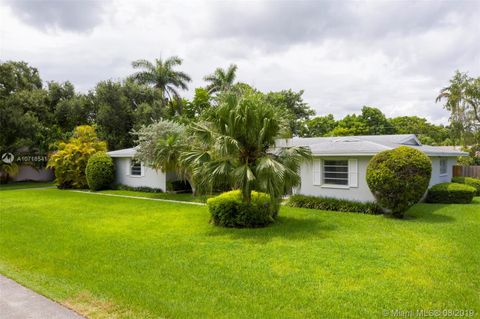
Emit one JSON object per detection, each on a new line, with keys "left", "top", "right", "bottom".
{"left": 12, "top": 166, "right": 54, "bottom": 182}
{"left": 275, "top": 134, "right": 468, "bottom": 202}
{"left": 108, "top": 147, "right": 177, "bottom": 190}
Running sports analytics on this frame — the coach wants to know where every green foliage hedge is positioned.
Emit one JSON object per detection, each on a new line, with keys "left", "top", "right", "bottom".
{"left": 286, "top": 195, "right": 382, "bottom": 214}
{"left": 85, "top": 153, "right": 115, "bottom": 191}
{"left": 207, "top": 190, "right": 277, "bottom": 228}
{"left": 114, "top": 184, "right": 163, "bottom": 193}
{"left": 452, "top": 176, "right": 480, "bottom": 195}
{"left": 426, "top": 182, "right": 476, "bottom": 204}
{"left": 366, "top": 146, "right": 432, "bottom": 217}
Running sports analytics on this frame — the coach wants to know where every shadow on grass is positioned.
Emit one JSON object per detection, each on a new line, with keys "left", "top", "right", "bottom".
{"left": 404, "top": 203, "right": 456, "bottom": 224}
{"left": 205, "top": 216, "right": 337, "bottom": 244}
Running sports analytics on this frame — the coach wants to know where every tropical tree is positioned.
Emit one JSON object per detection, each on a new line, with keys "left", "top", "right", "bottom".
{"left": 436, "top": 71, "right": 480, "bottom": 145}
{"left": 47, "top": 125, "right": 107, "bottom": 188}
{"left": 300, "top": 114, "right": 337, "bottom": 137}
{"left": 184, "top": 88, "right": 311, "bottom": 203}
{"left": 265, "top": 89, "right": 315, "bottom": 135}
{"left": 130, "top": 56, "right": 191, "bottom": 103}
{"left": 204, "top": 64, "right": 238, "bottom": 94}
{"left": 134, "top": 120, "right": 200, "bottom": 192}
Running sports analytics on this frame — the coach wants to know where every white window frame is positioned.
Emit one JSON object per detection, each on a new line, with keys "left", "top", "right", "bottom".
{"left": 313, "top": 158, "right": 359, "bottom": 189}
{"left": 439, "top": 158, "right": 448, "bottom": 176}
{"left": 322, "top": 159, "right": 349, "bottom": 187}
{"left": 127, "top": 159, "right": 144, "bottom": 177}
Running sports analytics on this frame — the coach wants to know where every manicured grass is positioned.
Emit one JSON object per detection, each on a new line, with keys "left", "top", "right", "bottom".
{"left": 98, "top": 189, "right": 212, "bottom": 203}
{"left": 0, "top": 181, "right": 54, "bottom": 190}
{"left": 0, "top": 189, "right": 479, "bottom": 318}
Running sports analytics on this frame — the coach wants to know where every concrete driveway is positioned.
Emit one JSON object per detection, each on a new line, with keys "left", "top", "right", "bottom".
{"left": 0, "top": 275, "right": 84, "bottom": 319}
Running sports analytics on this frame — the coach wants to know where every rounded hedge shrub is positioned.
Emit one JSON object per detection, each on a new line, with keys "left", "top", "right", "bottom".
{"left": 85, "top": 152, "right": 115, "bottom": 191}
{"left": 426, "top": 182, "right": 476, "bottom": 204}
{"left": 366, "top": 146, "right": 432, "bottom": 217}
{"left": 452, "top": 176, "right": 480, "bottom": 195}
{"left": 207, "top": 190, "right": 278, "bottom": 228}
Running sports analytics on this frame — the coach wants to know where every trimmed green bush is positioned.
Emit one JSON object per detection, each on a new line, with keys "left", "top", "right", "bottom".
{"left": 85, "top": 153, "right": 115, "bottom": 191}
{"left": 207, "top": 190, "right": 277, "bottom": 228}
{"left": 426, "top": 182, "right": 476, "bottom": 204}
{"left": 114, "top": 184, "right": 163, "bottom": 193}
{"left": 366, "top": 146, "right": 432, "bottom": 218}
{"left": 286, "top": 194, "right": 382, "bottom": 214}
{"left": 452, "top": 176, "right": 480, "bottom": 195}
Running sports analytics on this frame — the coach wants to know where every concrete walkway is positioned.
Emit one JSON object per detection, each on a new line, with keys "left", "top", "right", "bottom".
{"left": 0, "top": 275, "right": 84, "bottom": 319}
{"left": 70, "top": 190, "right": 207, "bottom": 206}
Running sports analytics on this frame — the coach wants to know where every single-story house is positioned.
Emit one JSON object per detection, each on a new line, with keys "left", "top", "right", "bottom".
{"left": 107, "top": 147, "right": 177, "bottom": 190}
{"left": 108, "top": 134, "right": 467, "bottom": 202}
{"left": 275, "top": 134, "right": 468, "bottom": 202}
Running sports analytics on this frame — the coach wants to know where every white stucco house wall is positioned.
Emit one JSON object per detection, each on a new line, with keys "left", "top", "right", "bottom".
{"left": 275, "top": 134, "right": 468, "bottom": 202}
{"left": 107, "top": 147, "right": 176, "bottom": 190}
{"left": 108, "top": 134, "right": 467, "bottom": 201}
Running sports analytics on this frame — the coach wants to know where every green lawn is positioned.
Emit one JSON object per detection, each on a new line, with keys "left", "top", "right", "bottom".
{"left": 0, "top": 181, "right": 54, "bottom": 190}
{"left": 0, "top": 188, "right": 479, "bottom": 318}
{"left": 98, "top": 189, "right": 212, "bottom": 203}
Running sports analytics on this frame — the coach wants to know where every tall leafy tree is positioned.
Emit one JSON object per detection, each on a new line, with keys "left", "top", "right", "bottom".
{"left": 130, "top": 56, "right": 191, "bottom": 103}
{"left": 389, "top": 116, "right": 450, "bottom": 145}
{"left": 204, "top": 64, "right": 238, "bottom": 94}
{"left": 183, "top": 88, "right": 212, "bottom": 119}
{"left": 265, "top": 89, "right": 315, "bottom": 135}
{"left": 0, "top": 61, "right": 42, "bottom": 97}
{"left": 92, "top": 79, "right": 163, "bottom": 150}
{"left": 360, "top": 106, "right": 393, "bottom": 135}
{"left": 0, "top": 61, "right": 50, "bottom": 153}
{"left": 436, "top": 71, "right": 480, "bottom": 145}
{"left": 300, "top": 114, "right": 337, "bottom": 137}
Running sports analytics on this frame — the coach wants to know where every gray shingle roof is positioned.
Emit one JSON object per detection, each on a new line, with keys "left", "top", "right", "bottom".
{"left": 107, "top": 147, "right": 137, "bottom": 158}
{"left": 108, "top": 134, "right": 468, "bottom": 158}
{"left": 275, "top": 134, "right": 468, "bottom": 157}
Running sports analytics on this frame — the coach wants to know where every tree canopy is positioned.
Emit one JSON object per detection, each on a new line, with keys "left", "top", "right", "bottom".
{"left": 436, "top": 71, "right": 480, "bottom": 146}
{"left": 1, "top": 59, "right": 476, "bottom": 166}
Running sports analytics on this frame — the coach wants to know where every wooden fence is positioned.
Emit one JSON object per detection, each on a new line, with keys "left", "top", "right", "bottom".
{"left": 453, "top": 166, "right": 480, "bottom": 178}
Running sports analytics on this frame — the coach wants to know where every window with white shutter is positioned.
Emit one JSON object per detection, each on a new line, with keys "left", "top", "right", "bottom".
{"left": 313, "top": 159, "right": 322, "bottom": 185}
{"left": 348, "top": 159, "right": 358, "bottom": 187}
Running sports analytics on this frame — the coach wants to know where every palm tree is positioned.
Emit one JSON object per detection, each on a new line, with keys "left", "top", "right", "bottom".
{"left": 131, "top": 56, "right": 191, "bottom": 103}
{"left": 181, "top": 88, "right": 311, "bottom": 204}
{"left": 436, "top": 71, "right": 480, "bottom": 145}
{"left": 203, "top": 64, "right": 238, "bottom": 94}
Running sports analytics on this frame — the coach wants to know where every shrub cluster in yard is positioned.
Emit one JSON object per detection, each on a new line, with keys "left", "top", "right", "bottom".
{"left": 114, "top": 184, "right": 163, "bottom": 193}
{"left": 426, "top": 182, "right": 476, "bottom": 204}
{"left": 366, "top": 146, "right": 432, "bottom": 218}
{"left": 85, "top": 153, "right": 115, "bottom": 191}
{"left": 48, "top": 125, "right": 107, "bottom": 189}
{"left": 286, "top": 194, "right": 382, "bottom": 214}
{"left": 207, "top": 190, "right": 278, "bottom": 228}
{"left": 452, "top": 176, "right": 480, "bottom": 195}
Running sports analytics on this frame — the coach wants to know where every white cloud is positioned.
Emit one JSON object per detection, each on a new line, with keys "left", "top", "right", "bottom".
{"left": 0, "top": 0, "right": 478, "bottom": 125}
